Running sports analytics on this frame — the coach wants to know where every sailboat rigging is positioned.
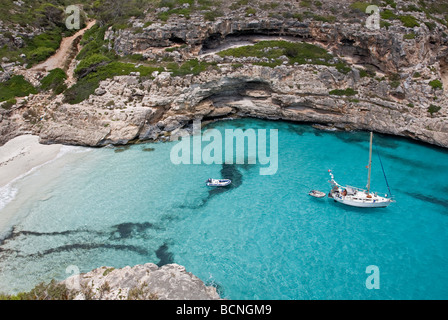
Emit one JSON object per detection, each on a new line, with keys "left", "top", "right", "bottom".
{"left": 328, "top": 132, "right": 393, "bottom": 208}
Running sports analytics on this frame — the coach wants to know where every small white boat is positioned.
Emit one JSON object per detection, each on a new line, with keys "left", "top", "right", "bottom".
{"left": 206, "top": 178, "right": 231, "bottom": 187}
{"left": 308, "top": 190, "right": 326, "bottom": 198}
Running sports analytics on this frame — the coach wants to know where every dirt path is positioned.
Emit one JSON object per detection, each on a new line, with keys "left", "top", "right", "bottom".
{"left": 31, "top": 20, "right": 96, "bottom": 73}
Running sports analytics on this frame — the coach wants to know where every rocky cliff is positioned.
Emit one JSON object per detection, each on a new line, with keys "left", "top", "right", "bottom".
{"left": 1, "top": 0, "right": 448, "bottom": 148}
{"left": 61, "top": 263, "right": 221, "bottom": 300}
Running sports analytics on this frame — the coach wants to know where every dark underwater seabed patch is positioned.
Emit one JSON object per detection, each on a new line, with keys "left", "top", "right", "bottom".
{"left": 285, "top": 123, "right": 313, "bottom": 136}
{"left": 0, "top": 221, "right": 171, "bottom": 263}
{"left": 109, "top": 222, "right": 162, "bottom": 240}
{"left": 379, "top": 150, "right": 446, "bottom": 171}
{"left": 0, "top": 227, "right": 106, "bottom": 244}
{"left": 114, "top": 145, "right": 131, "bottom": 153}
{"left": 178, "top": 163, "right": 245, "bottom": 209}
{"left": 156, "top": 242, "right": 174, "bottom": 267}
{"left": 401, "top": 191, "right": 448, "bottom": 211}
{"left": 0, "top": 242, "right": 150, "bottom": 259}
{"left": 31, "top": 243, "right": 150, "bottom": 257}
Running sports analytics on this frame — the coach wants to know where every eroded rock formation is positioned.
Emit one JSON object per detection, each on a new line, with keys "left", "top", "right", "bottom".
{"left": 61, "top": 263, "right": 221, "bottom": 300}
{"left": 1, "top": 0, "right": 448, "bottom": 148}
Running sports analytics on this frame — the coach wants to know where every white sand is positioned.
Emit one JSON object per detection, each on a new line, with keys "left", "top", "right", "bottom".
{"left": 0, "top": 135, "right": 62, "bottom": 188}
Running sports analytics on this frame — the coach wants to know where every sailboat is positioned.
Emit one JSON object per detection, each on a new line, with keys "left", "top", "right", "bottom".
{"left": 328, "top": 132, "right": 393, "bottom": 208}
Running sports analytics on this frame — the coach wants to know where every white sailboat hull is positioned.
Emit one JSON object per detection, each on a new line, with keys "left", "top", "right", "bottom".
{"left": 332, "top": 194, "right": 391, "bottom": 208}
{"left": 329, "top": 184, "right": 392, "bottom": 208}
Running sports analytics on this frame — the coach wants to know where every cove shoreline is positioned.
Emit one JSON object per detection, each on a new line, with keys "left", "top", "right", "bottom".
{"left": 0, "top": 135, "right": 62, "bottom": 189}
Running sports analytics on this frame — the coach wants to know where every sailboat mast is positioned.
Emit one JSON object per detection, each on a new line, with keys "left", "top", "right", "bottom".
{"left": 367, "top": 132, "right": 373, "bottom": 194}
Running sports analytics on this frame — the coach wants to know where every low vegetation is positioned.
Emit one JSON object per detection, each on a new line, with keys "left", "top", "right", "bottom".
{"left": 429, "top": 79, "right": 443, "bottom": 90}
{"left": 427, "top": 104, "right": 441, "bottom": 115}
{"left": 217, "top": 40, "right": 351, "bottom": 72}
{"left": 0, "top": 278, "right": 159, "bottom": 300}
{"left": 329, "top": 88, "right": 358, "bottom": 96}
{"left": 64, "top": 61, "right": 163, "bottom": 104}
{"left": 349, "top": 1, "right": 372, "bottom": 13}
{"left": 40, "top": 68, "right": 67, "bottom": 94}
{"left": 63, "top": 22, "right": 163, "bottom": 104}
{"left": 157, "top": 0, "right": 223, "bottom": 22}
{"left": 0, "top": 1, "right": 86, "bottom": 67}
{"left": 0, "top": 280, "right": 76, "bottom": 300}
{"left": 166, "top": 59, "right": 217, "bottom": 77}
{"left": 1, "top": 98, "right": 17, "bottom": 110}
{"left": 0, "top": 75, "right": 37, "bottom": 102}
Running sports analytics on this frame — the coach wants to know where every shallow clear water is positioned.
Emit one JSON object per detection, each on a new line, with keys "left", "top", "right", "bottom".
{"left": 1, "top": 119, "right": 448, "bottom": 299}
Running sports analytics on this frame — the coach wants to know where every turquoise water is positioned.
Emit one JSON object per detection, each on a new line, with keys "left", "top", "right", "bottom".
{"left": 1, "top": 118, "right": 448, "bottom": 299}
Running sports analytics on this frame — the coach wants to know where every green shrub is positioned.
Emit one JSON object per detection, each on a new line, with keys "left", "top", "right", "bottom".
{"left": 424, "top": 21, "right": 437, "bottom": 31}
{"left": 0, "top": 280, "right": 76, "bottom": 300}
{"left": 204, "top": 10, "right": 223, "bottom": 21}
{"left": 28, "top": 47, "right": 55, "bottom": 63}
{"left": 384, "top": 0, "right": 397, "bottom": 9}
{"left": 74, "top": 54, "right": 111, "bottom": 76}
{"left": 300, "top": 0, "right": 312, "bottom": 8}
{"left": 245, "top": 8, "right": 256, "bottom": 16}
{"left": 167, "top": 59, "right": 214, "bottom": 76}
{"left": 380, "top": 9, "right": 398, "bottom": 20}
{"left": 335, "top": 63, "right": 352, "bottom": 74}
{"left": 158, "top": 7, "right": 192, "bottom": 21}
{"left": 388, "top": 73, "right": 401, "bottom": 81}
{"left": 427, "top": 104, "right": 441, "bottom": 114}
{"left": 358, "top": 68, "right": 375, "bottom": 78}
{"left": 380, "top": 20, "right": 392, "bottom": 29}
{"left": 159, "top": 0, "right": 194, "bottom": 9}
{"left": 0, "top": 75, "right": 37, "bottom": 102}
{"left": 422, "top": 1, "right": 448, "bottom": 15}
{"left": 429, "top": 79, "right": 443, "bottom": 90}
{"left": 389, "top": 80, "right": 401, "bottom": 89}
{"left": 282, "top": 12, "right": 303, "bottom": 20}
{"left": 403, "top": 33, "right": 416, "bottom": 40}
{"left": 40, "top": 68, "right": 67, "bottom": 94}
{"left": 399, "top": 15, "right": 420, "bottom": 28}
{"left": 329, "top": 88, "right": 358, "bottom": 96}
{"left": 1, "top": 98, "right": 17, "bottom": 110}
{"left": 349, "top": 1, "right": 371, "bottom": 13}
{"left": 403, "top": 4, "right": 422, "bottom": 12}
{"left": 312, "top": 14, "right": 336, "bottom": 22}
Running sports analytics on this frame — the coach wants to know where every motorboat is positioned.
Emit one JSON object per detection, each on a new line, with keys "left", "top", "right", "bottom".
{"left": 206, "top": 178, "right": 231, "bottom": 187}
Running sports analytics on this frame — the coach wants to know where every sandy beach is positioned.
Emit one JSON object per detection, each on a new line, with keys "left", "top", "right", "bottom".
{"left": 0, "top": 135, "right": 62, "bottom": 188}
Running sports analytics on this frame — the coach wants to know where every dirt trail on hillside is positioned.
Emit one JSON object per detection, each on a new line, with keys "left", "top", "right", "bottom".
{"left": 30, "top": 20, "right": 96, "bottom": 84}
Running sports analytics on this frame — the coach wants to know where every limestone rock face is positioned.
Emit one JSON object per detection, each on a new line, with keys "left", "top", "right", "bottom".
{"left": 61, "top": 263, "right": 221, "bottom": 300}
{"left": 1, "top": 1, "right": 448, "bottom": 149}
{"left": 2, "top": 59, "right": 447, "bottom": 148}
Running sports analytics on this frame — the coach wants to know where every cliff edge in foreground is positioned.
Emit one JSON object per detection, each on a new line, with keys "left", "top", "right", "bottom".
{"left": 61, "top": 263, "right": 221, "bottom": 300}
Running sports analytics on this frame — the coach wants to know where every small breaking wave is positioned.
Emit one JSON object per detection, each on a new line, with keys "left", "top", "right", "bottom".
{"left": 0, "top": 145, "right": 91, "bottom": 213}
